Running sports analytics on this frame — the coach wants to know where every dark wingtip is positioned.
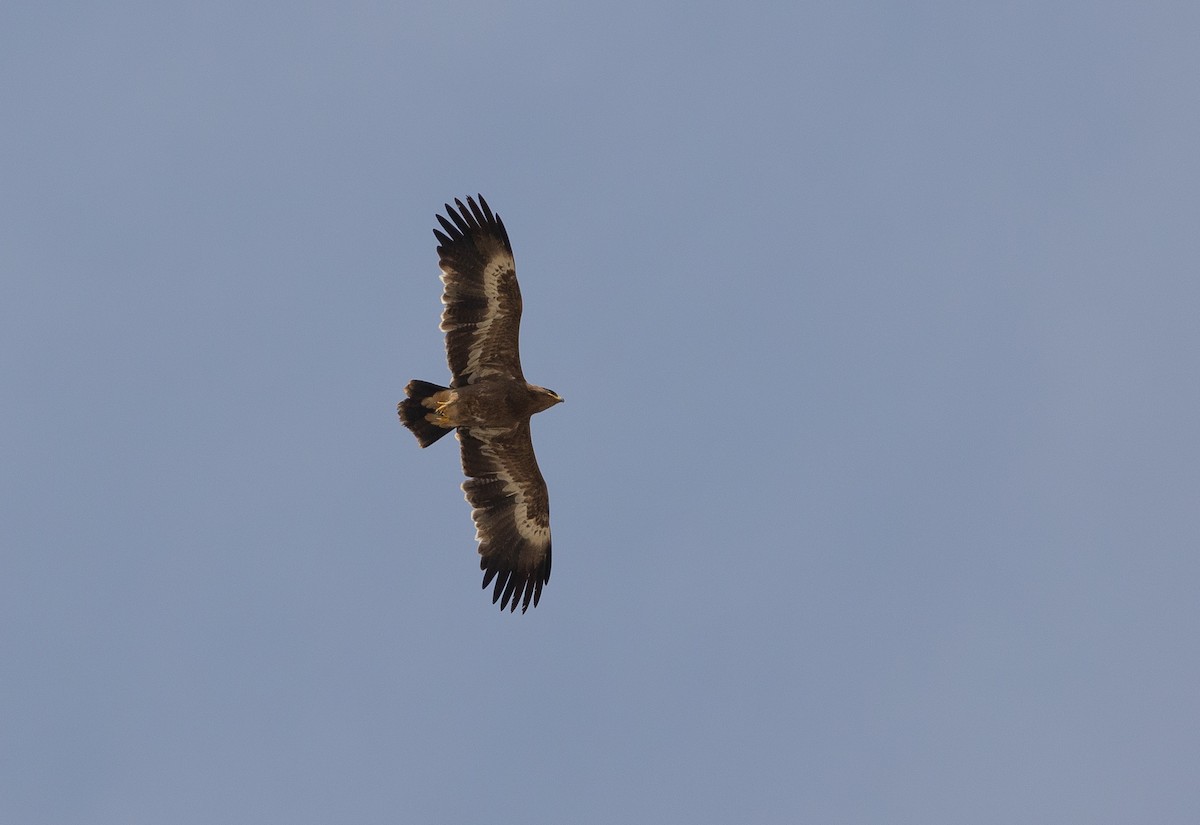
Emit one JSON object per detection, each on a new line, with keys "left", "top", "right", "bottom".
{"left": 481, "top": 561, "right": 548, "bottom": 614}
{"left": 434, "top": 195, "right": 510, "bottom": 255}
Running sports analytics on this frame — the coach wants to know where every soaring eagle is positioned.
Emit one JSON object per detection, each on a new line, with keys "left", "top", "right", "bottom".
{"left": 398, "top": 195, "right": 563, "bottom": 613}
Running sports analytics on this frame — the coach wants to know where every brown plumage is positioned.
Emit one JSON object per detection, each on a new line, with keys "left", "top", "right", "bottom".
{"left": 398, "top": 196, "right": 563, "bottom": 613}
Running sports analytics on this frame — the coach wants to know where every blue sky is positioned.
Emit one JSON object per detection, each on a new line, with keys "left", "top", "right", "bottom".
{"left": 3, "top": 2, "right": 1198, "bottom": 822}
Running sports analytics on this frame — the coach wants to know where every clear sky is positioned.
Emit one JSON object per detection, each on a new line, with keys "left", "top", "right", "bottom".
{"left": 3, "top": 2, "right": 1198, "bottom": 823}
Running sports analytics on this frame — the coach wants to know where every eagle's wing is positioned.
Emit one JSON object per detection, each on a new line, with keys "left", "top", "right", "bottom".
{"left": 434, "top": 196, "right": 524, "bottom": 388}
{"left": 457, "top": 422, "right": 552, "bottom": 613}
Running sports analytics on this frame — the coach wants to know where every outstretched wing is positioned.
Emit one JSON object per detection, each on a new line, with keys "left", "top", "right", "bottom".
{"left": 457, "top": 423, "right": 552, "bottom": 613}
{"left": 434, "top": 196, "right": 524, "bottom": 388}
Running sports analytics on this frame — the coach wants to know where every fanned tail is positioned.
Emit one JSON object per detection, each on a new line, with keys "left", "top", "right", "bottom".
{"left": 398, "top": 380, "right": 454, "bottom": 447}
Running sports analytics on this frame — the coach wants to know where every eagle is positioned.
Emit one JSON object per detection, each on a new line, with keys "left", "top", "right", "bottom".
{"left": 398, "top": 195, "right": 563, "bottom": 613}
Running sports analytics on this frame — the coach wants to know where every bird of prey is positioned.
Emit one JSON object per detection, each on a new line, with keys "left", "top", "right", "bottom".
{"left": 398, "top": 195, "right": 563, "bottom": 613}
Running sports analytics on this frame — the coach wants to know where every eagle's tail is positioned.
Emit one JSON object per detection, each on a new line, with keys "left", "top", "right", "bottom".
{"left": 398, "top": 380, "right": 454, "bottom": 447}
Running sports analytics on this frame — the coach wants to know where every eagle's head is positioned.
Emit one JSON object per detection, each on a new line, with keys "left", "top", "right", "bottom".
{"left": 530, "top": 385, "right": 564, "bottom": 414}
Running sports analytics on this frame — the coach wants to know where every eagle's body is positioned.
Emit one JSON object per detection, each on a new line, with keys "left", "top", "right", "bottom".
{"left": 421, "top": 381, "right": 561, "bottom": 431}
{"left": 398, "top": 196, "right": 562, "bottom": 613}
